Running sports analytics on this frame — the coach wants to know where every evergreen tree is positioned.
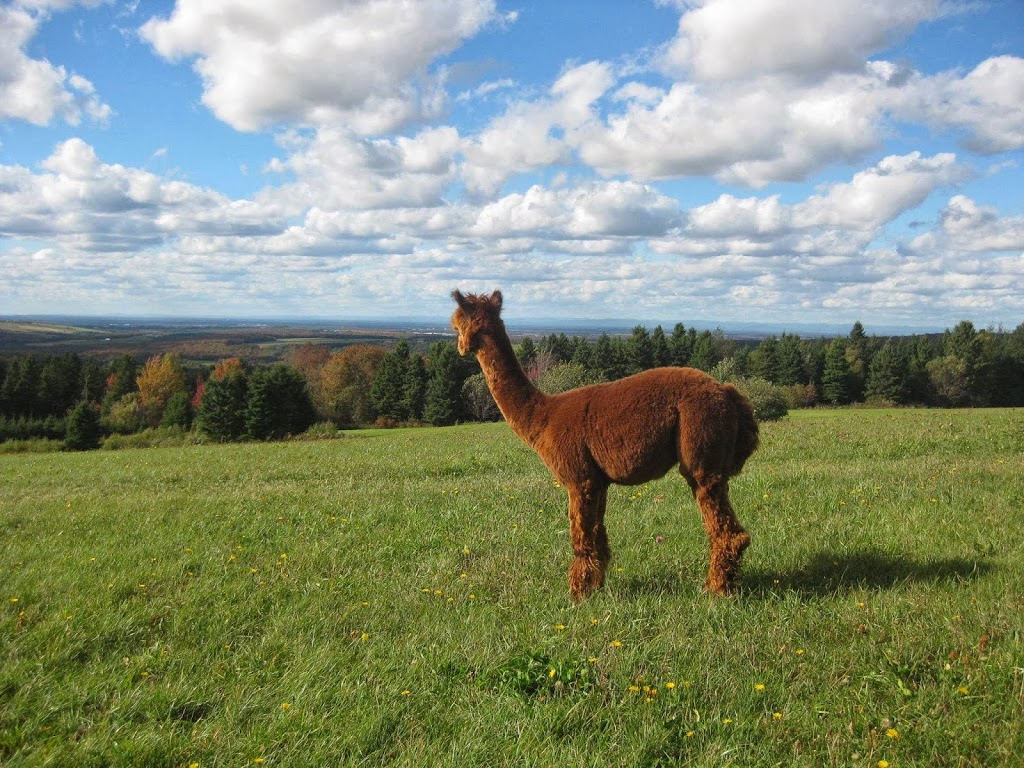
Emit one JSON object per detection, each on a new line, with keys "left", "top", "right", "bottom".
{"left": 198, "top": 371, "right": 248, "bottom": 441}
{"left": 627, "top": 325, "right": 654, "bottom": 373}
{"left": 689, "top": 331, "right": 718, "bottom": 371}
{"left": 65, "top": 401, "right": 101, "bottom": 451}
{"left": 160, "top": 390, "right": 194, "bottom": 430}
{"left": 594, "top": 333, "right": 627, "bottom": 381}
{"left": 424, "top": 342, "right": 466, "bottom": 426}
{"left": 749, "top": 336, "right": 779, "bottom": 383}
{"left": 2, "top": 356, "right": 42, "bottom": 418}
{"left": 651, "top": 326, "right": 670, "bottom": 368}
{"left": 668, "top": 323, "right": 691, "bottom": 367}
{"left": 245, "top": 364, "right": 317, "bottom": 440}
{"left": 38, "top": 354, "right": 82, "bottom": 418}
{"left": 371, "top": 340, "right": 411, "bottom": 420}
{"left": 865, "top": 341, "right": 910, "bottom": 404}
{"left": 822, "top": 341, "right": 853, "bottom": 405}
{"left": 776, "top": 333, "right": 804, "bottom": 386}
{"left": 570, "top": 336, "right": 595, "bottom": 370}
{"left": 516, "top": 337, "right": 538, "bottom": 370}
{"left": 403, "top": 354, "right": 428, "bottom": 421}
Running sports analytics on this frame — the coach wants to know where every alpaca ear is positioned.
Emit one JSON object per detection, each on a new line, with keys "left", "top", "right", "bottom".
{"left": 489, "top": 290, "right": 503, "bottom": 311}
{"left": 451, "top": 289, "right": 468, "bottom": 309}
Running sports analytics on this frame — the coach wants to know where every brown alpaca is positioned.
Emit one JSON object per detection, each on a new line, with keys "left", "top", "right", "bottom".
{"left": 451, "top": 290, "right": 759, "bottom": 599}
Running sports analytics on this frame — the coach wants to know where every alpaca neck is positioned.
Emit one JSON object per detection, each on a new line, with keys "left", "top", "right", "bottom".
{"left": 476, "top": 325, "right": 547, "bottom": 443}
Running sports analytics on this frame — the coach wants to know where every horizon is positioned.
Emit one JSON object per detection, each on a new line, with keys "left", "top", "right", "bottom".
{"left": 1, "top": 1, "right": 1022, "bottom": 328}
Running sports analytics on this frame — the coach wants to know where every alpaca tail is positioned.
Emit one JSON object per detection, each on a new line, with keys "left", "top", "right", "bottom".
{"left": 725, "top": 383, "right": 759, "bottom": 476}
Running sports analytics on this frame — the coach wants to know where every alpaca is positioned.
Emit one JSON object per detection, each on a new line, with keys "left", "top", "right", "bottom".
{"left": 451, "top": 290, "right": 759, "bottom": 599}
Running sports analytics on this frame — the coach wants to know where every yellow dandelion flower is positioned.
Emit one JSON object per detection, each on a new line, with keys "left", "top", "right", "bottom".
{"left": 548, "top": 669, "right": 557, "bottom": 679}
{"left": 886, "top": 728, "right": 899, "bottom": 739}
{"left": 401, "top": 690, "right": 411, "bottom": 696}
{"left": 253, "top": 759, "right": 265, "bottom": 765}
{"left": 590, "top": 618, "right": 599, "bottom": 625}
{"left": 555, "top": 624, "right": 566, "bottom": 631}
{"left": 9, "top": 598, "right": 18, "bottom": 604}
{"left": 190, "top": 763, "right": 199, "bottom": 768}
{"left": 665, "top": 682, "right": 676, "bottom": 690}
{"left": 795, "top": 648, "right": 805, "bottom": 655}
{"left": 469, "top": 594, "right": 476, "bottom": 600}
{"left": 588, "top": 657, "right": 598, "bottom": 663}
{"left": 773, "top": 712, "right": 783, "bottom": 720}
{"left": 281, "top": 702, "right": 291, "bottom": 711}
{"left": 685, "top": 731, "right": 694, "bottom": 738}
{"left": 877, "top": 761, "right": 890, "bottom": 768}
{"left": 610, "top": 640, "right": 623, "bottom": 648}
{"left": 361, "top": 632, "right": 369, "bottom": 641}
{"left": 754, "top": 683, "right": 766, "bottom": 691}
{"left": 629, "top": 685, "right": 640, "bottom": 693}
{"left": 957, "top": 686, "right": 970, "bottom": 695}
{"left": 723, "top": 718, "right": 733, "bottom": 724}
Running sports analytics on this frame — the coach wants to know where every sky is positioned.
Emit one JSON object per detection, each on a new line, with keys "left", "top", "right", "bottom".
{"left": 1, "top": 0, "right": 1022, "bottom": 332}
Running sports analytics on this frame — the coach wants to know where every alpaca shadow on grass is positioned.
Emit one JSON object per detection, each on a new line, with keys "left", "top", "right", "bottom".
{"left": 742, "top": 547, "right": 993, "bottom": 599}
{"left": 617, "top": 548, "right": 992, "bottom": 599}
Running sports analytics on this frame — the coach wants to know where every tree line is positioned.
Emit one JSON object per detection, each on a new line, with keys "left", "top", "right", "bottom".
{"left": 1, "top": 319, "right": 1022, "bottom": 450}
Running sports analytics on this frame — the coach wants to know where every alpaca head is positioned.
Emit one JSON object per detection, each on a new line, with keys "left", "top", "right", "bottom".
{"left": 451, "top": 289, "right": 503, "bottom": 355}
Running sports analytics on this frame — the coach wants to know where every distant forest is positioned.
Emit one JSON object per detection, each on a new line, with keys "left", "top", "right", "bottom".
{"left": 2, "top": 318, "right": 1022, "bottom": 450}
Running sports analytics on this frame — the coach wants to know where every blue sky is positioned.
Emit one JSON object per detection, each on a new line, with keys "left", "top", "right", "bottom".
{"left": 1, "top": 0, "right": 1022, "bottom": 331}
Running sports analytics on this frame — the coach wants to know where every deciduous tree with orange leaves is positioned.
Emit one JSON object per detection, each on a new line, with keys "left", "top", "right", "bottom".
{"left": 136, "top": 354, "right": 187, "bottom": 427}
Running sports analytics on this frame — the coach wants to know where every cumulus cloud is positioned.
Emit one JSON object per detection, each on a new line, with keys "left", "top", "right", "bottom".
{"left": 265, "top": 125, "right": 462, "bottom": 210}
{"left": 140, "top": 0, "right": 500, "bottom": 132}
{"left": 462, "top": 60, "right": 614, "bottom": 198}
{"left": 661, "top": 0, "right": 942, "bottom": 82}
{"left": 0, "top": 3, "right": 111, "bottom": 125}
{"left": 0, "top": 138, "right": 284, "bottom": 249}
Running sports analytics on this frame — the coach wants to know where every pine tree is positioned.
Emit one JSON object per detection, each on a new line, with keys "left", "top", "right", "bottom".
{"left": 689, "top": 331, "right": 719, "bottom": 371}
{"left": 749, "top": 336, "right": 780, "bottom": 382}
{"left": 668, "top": 323, "right": 691, "bottom": 367}
{"left": 776, "top": 333, "right": 804, "bottom": 386}
{"left": 245, "top": 365, "right": 317, "bottom": 440}
{"left": 651, "top": 325, "right": 670, "bottom": 368}
{"left": 822, "top": 341, "right": 853, "bottom": 405}
{"left": 865, "top": 341, "right": 910, "bottom": 404}
{"left": 627, "top": 325, "right": 653, "bottom": 373}
{"left": 198, "top": 371, "right": 248, "bottom": 441}
{"left": 424, "top": 342, "right": 466, "bottom": 426}
{"left": 371, "top": 341, "right": 411, "bottom": 420}
{"left": 160, "top": 390, "right": 194, "bottom": 430}
{"left": 402, "top": 354, "right": 428, "bottom": 421}
{"left": 65, "top": 401, "right": 101, "bottom": 451}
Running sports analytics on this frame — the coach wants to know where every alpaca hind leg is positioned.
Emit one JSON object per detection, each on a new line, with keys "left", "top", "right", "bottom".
{"left": 696, "top": 479, "right": 750, "bottom": 595}
{"left": 567, "top": 482, "right": 608, "bottom": 600}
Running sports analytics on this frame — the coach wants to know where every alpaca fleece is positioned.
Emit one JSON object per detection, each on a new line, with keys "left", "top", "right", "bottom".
{"left": 451, "top": 289, "right": 759, "bottom": 599}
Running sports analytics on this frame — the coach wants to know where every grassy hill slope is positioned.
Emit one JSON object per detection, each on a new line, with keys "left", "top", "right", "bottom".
{"left": 2, "top": 409, "right": 1022, "bottom": 766}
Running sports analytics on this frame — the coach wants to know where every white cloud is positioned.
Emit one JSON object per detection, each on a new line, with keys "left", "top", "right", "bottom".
{"left": 792, "top": 152, "right": 966, "bottom": 230}
{"left": 140, "top": 0, "right": 500, "bottom": 132}
{"left": 0, "top": 3, "right": 111, "bottom": 126}
{"left": 265, "top": 126, "right": 462, "bottom": 210}
{"left": 462, "top": 60, "right": 614, "bottom": 198}
{"left": 662, "top": 0, "right": 941, "bottom": 82}
{"left": 911, "top": 56, "right": 1024, "bottom": 154}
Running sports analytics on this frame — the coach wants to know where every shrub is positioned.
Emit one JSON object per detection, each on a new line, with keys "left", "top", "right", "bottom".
{"left": 733, "top": 377, "right": 789, "bottom": 422}
{"left": 298, "top": 421, "right": 343, "bottom": 440}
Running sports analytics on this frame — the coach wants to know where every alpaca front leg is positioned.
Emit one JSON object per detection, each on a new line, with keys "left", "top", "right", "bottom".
{"left": 567, "top": 484, "right": 607, "bottom": 600}
{"left": 696, "top": 481, "right": 750, "bottom": 595}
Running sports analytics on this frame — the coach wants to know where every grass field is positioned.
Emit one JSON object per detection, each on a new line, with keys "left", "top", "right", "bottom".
{"left": 2, "top": 408, "right": 1022, "bottom": 767}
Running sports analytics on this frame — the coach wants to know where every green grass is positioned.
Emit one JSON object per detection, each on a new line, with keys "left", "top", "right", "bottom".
{"left": 2, "top": 409, "right": 1022, "bottom": 767}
